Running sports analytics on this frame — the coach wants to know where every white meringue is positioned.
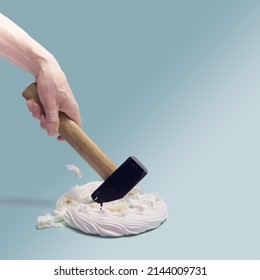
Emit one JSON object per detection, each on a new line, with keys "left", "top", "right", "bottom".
{"left": 66, "top": 164, "right": 83, "bottom": 178}
{"left": 37, "top": 181, "right": 168, "bottom": 236}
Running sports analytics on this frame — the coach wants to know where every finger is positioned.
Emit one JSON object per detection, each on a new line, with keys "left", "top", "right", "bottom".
{"left": 40, "top": 113, "right": 47, "bottom": 130}
{"left": 44, "top": 105, "right": 59, "bottom": 136}
{"left": 26, "top": 100, "right": 34, "bottom": 113}
{"left": 57, "top": 135, "right": 64, "bottom": 141}
{"left": 26, "top": 100, "right": 42, "bottom": 120}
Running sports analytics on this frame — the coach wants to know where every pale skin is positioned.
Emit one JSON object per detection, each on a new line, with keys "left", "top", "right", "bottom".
{"left": 0, "top": 13, "right": 82, "bottom": 140}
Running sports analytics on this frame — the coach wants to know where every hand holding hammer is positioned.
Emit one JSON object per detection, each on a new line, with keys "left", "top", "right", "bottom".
{"left": 22, "top": 83, "right": 148, "bottom": 205}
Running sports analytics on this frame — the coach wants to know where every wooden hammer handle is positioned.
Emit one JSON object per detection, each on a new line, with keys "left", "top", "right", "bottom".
{"left": 22, "top": 83, "right": 117, "bottom": 180}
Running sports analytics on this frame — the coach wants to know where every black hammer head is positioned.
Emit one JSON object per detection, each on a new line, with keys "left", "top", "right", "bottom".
{"left": 91, "top": 156, "right": 148, "bottom": 205}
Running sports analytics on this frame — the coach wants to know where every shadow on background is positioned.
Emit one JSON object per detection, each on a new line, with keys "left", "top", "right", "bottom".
{"left": 0, "top": 196, "right": 55, "bottom": 208}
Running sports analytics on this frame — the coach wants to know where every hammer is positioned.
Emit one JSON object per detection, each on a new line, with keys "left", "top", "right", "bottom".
{"left": 22, "top": 83, "right": 148, "bottom": 205}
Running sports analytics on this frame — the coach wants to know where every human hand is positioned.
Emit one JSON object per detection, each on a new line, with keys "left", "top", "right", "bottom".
{"left": 26, "top": 56, "right": 82, "bottom": 140}
{"left": 0, "top": 13, "right": 82, "bottom": 139}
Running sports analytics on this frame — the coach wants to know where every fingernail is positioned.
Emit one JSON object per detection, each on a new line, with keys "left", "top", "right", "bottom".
{"left": 47, "top": 128, "right": 58, "bottom": 136}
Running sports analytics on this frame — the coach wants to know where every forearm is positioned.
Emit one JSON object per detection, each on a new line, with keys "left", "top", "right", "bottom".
{"left": 0, "top": 13, "right": 82, "bottom": 136}
{"left": 0, "top": 13, "right": 57, "bottom": 76}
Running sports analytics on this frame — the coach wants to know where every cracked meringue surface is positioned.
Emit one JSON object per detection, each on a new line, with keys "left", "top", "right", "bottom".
{"left": 37, "top": 181, "right": 168, "bottom": 237}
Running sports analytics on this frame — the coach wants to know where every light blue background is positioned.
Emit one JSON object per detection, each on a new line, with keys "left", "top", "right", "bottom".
{"left": 0, "top": 0, "right": 260, "bottom": 259}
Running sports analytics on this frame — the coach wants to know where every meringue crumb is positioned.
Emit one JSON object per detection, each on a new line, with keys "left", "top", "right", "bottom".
{"left": 66, "top": 164, "right": 83, "bottom": 178}
{"left": 37, "top": 213, "right": 63, "bottom": 229}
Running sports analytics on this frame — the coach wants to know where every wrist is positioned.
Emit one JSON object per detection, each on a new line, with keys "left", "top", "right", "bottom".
{"left": 32, "top": 49, "right": 60, "bottom": 77}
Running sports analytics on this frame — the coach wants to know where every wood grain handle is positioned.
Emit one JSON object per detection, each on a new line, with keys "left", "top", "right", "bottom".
{"left": 22, "top": 83, "right": 117, "bottom": 180}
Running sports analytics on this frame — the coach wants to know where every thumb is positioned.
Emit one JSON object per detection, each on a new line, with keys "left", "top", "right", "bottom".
{"left": 44, "top": 104, "right": 59, "bottom": 136}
